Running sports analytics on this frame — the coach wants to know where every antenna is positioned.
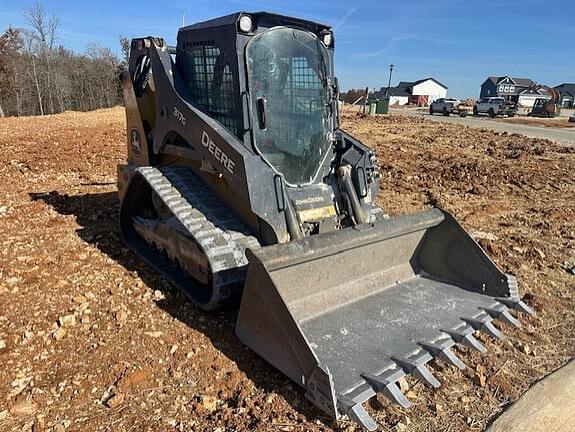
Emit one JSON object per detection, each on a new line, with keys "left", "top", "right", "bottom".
{"left": 182, "top": 12, "right": 185, "bottom": 27}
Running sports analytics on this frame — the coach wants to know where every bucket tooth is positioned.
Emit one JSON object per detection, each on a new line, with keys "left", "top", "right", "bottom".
{"left": 497, "top": 297, "right": 536, "bottom": 316}
{"left": 361, "top": 371, "right": 412, "bottom": 408}
{"left": 464, "top": 314, "right": 504, "bottom": 340}
{"left": 515, "top": 300, "right": 535, "bottom": 316}
{"left": 338, "top": 397, "right": 378, "bottom": 432}
{"left": 394, "top": 353, "right": 441, "bottom": 389}
{"left": 419, "top": 339, "right": 466, "bottom": 370}
{"left": 484, "top": 304, "right": 521, "bottom": 328}
{"left": 443, "top": 326, "right": 487, "bottom": 353}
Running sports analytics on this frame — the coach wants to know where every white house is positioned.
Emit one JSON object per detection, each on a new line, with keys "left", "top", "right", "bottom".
{"left": 408, "top": 78, "right": 448, "bottom": 105}
{"left": 372, "top": 78, "right": 448, "bottom": 106}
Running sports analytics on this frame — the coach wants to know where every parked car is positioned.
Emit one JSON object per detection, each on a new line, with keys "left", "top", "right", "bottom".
{"left": 569, "top": 111, "right": 575, "bottom": 122}
{"left": 429, "top": 98, "right": 461, "bottom": 116}
{"left": 473, "top": 97, "right": 517, "bottom": 117}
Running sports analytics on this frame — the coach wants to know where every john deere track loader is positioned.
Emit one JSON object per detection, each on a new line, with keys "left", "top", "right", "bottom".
{"left": 118, "top": 12, "right": 534, "bottom": 430}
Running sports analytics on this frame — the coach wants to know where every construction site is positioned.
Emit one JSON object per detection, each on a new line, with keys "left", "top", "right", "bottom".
{"left": 0, "top": 103, "right": 573, "bottom": 430}
{"left": 0, "top": 9, "right": 574, "bottom": 432}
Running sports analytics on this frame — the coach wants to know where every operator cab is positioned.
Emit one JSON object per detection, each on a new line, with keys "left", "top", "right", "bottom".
{"left": 176, "top": 12, "right": 337, "bottom": 186}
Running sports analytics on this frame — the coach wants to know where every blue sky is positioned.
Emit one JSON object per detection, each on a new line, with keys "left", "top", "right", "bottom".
{"left": 1, "top": 0, "right": 573, "bottom": 98}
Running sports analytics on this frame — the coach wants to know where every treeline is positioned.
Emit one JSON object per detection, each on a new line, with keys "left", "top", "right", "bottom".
{"left": 0, "top": 3, "right": 127, "bottom": 117}
{"left": 340, "top": 88, "right": 368, "bottom": 104}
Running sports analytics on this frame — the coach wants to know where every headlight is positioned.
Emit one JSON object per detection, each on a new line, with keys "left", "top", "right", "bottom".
{"left": 238, "top": 15, "right": 253, "bottom": 33}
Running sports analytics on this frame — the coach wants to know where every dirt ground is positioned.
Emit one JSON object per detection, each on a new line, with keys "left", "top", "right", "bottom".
{"left": 0, "top": 108, "right": 573, "bottom": 432}
{"left": 496, "top": 116, "right": 575, "bottom": 129}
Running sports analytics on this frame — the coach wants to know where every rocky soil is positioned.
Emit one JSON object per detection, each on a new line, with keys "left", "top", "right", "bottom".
{"left": 0, "top": 108, "right": 573, "bottom": 431}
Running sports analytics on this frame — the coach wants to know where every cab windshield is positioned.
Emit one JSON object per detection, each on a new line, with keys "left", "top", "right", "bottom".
{"left": 247, "top": 28, "right": 333, "bottom": 185}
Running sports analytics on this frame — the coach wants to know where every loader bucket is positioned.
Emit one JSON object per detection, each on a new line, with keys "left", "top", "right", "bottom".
{"left": 236, "top": 208, "right": 533, "bottom": 430}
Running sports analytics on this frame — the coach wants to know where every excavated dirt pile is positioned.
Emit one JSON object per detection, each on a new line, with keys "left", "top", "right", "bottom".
{"left": 0, "top": 108, "right": 573, "bottom": 431}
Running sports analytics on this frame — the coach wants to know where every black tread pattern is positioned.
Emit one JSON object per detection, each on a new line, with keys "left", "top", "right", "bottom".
{"left": 124, "top": 166, "right": 260, "bottom": 309}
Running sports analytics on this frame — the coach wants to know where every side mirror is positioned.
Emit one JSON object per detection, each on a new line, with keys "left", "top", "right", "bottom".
{"left": 256, "top": 97, "right": 267, "bottom": 130}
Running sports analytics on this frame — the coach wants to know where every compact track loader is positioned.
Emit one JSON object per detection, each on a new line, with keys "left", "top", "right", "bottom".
{"left": 118, "top": 12, "right": 534, "bottom": 430}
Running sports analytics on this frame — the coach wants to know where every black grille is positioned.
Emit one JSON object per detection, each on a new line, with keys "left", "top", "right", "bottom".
{"left": 284, "top": 56, "right": 324, "bottom": 113}
{"left": 180, "top": 40, "right": 239, "bottom": 137}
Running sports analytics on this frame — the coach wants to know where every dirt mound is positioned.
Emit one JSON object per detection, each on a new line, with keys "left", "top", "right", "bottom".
{"left": 0, "top": 108, "right": 573, "bottom": 431}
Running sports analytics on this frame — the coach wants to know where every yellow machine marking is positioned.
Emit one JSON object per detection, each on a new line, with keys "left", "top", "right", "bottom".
{"left": 298, "top": 205, "right": 337, "bottom": 222}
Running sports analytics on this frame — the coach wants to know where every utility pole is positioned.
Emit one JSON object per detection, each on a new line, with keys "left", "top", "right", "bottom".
{"left": 386, "top": 64, "right": 395, "bottom": 98}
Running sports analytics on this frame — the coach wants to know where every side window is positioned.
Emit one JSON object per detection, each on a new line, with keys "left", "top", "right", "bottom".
{"left": 180, "top": 40, "right": 239, "bottom": 137}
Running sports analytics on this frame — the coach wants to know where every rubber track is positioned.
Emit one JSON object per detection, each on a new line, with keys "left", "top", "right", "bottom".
{"left": 127, "top": 166, "right": 260, "bottom": 307}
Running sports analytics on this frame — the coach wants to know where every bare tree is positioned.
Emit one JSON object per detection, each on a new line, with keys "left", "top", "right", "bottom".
{"left": 24, "top": 2, "right": 60, "bottom": 114}
{"left": 119, "top": 36, "right": 130, "bottom": 68}
{"left": 0, "top": 3, "right": 122, "bottom": 117}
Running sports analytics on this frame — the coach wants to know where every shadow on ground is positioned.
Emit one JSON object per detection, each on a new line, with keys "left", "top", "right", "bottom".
{"left": 30, "top": 190, "right": 333, "bottom": 427}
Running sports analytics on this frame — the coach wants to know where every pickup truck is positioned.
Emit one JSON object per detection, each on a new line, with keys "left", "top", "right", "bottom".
{"left": 429, "top": 98, "right": 464, "bottom": 116}
{"left": 473, "top": 97, "right": 517, "bottom": 117}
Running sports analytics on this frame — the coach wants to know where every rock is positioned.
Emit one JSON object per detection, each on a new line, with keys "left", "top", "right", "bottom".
{"left": 434, "top": 403, "right": 443, "bottom": 412}
{"left": 57, "top": 315, "right": 76, "bottom": 328}
{"left": 461, "top": 395, "right": 471, "bottom": 403}
{"left": 114, "top": 310, "right": 128, "bottom": 324}
{"left": 9, "top": 399, "right": 37, "bottom": 416}
{"left": 11, "top": 376, "right": 34, "bottom": 398}
{"left": 105, "top": 392, "right": 125, "bottom": 409}
{"left": 0, "top": 410, "right": 8, "bottom": 420}
{"left": 0, "top": 339, "right": 6, "bottom": 349}
{"left": 72, "top": 295, "right": 87, "bottom": 304}
{"left": 397, "top": 376, "right": 409, "bottom": 392}
{"left": 170, "top": 345, "right": 178, "bottom": 355}
{"left": 405, "top": 390, "right": 417, "bottom": 399}
{"left": 52, "top": 328, "right": 66, "bottom": 341}
{"left": 117, "top": 369, "right": 151, "bottom": 391}
{"left": 473, "top": 231, "right": 499, "bottom": 241}
{"left": 153, "top": 290, "right": 165, "bottom": 300}
{"left": 533, "top": 248, "right": 545, "bottom": 259}
{"left": 144, "top": 331, "right": 163, "bottom": 338}
{"left": 474, "top": 372, "right": 486, "bottom": 387}
{"left": 52, "top": 423, "right": 65, "bottom": 432}
{"left": 200, "top": 395, "right": 218, "bottom": 412}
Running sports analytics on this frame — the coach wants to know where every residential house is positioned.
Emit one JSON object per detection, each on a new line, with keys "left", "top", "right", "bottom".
{"left": 554, "top": 83, "right": 575, "bottom": 107}
{"left": 371, "top": 78, "right": 448, "bottom": 106}
{"left": 479, "top": 76, "right": 547, "bottom": 107}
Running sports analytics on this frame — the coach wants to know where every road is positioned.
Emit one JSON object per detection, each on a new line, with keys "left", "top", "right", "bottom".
{"left": 399, "top": 110, "right": 575, "bottom": 146}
